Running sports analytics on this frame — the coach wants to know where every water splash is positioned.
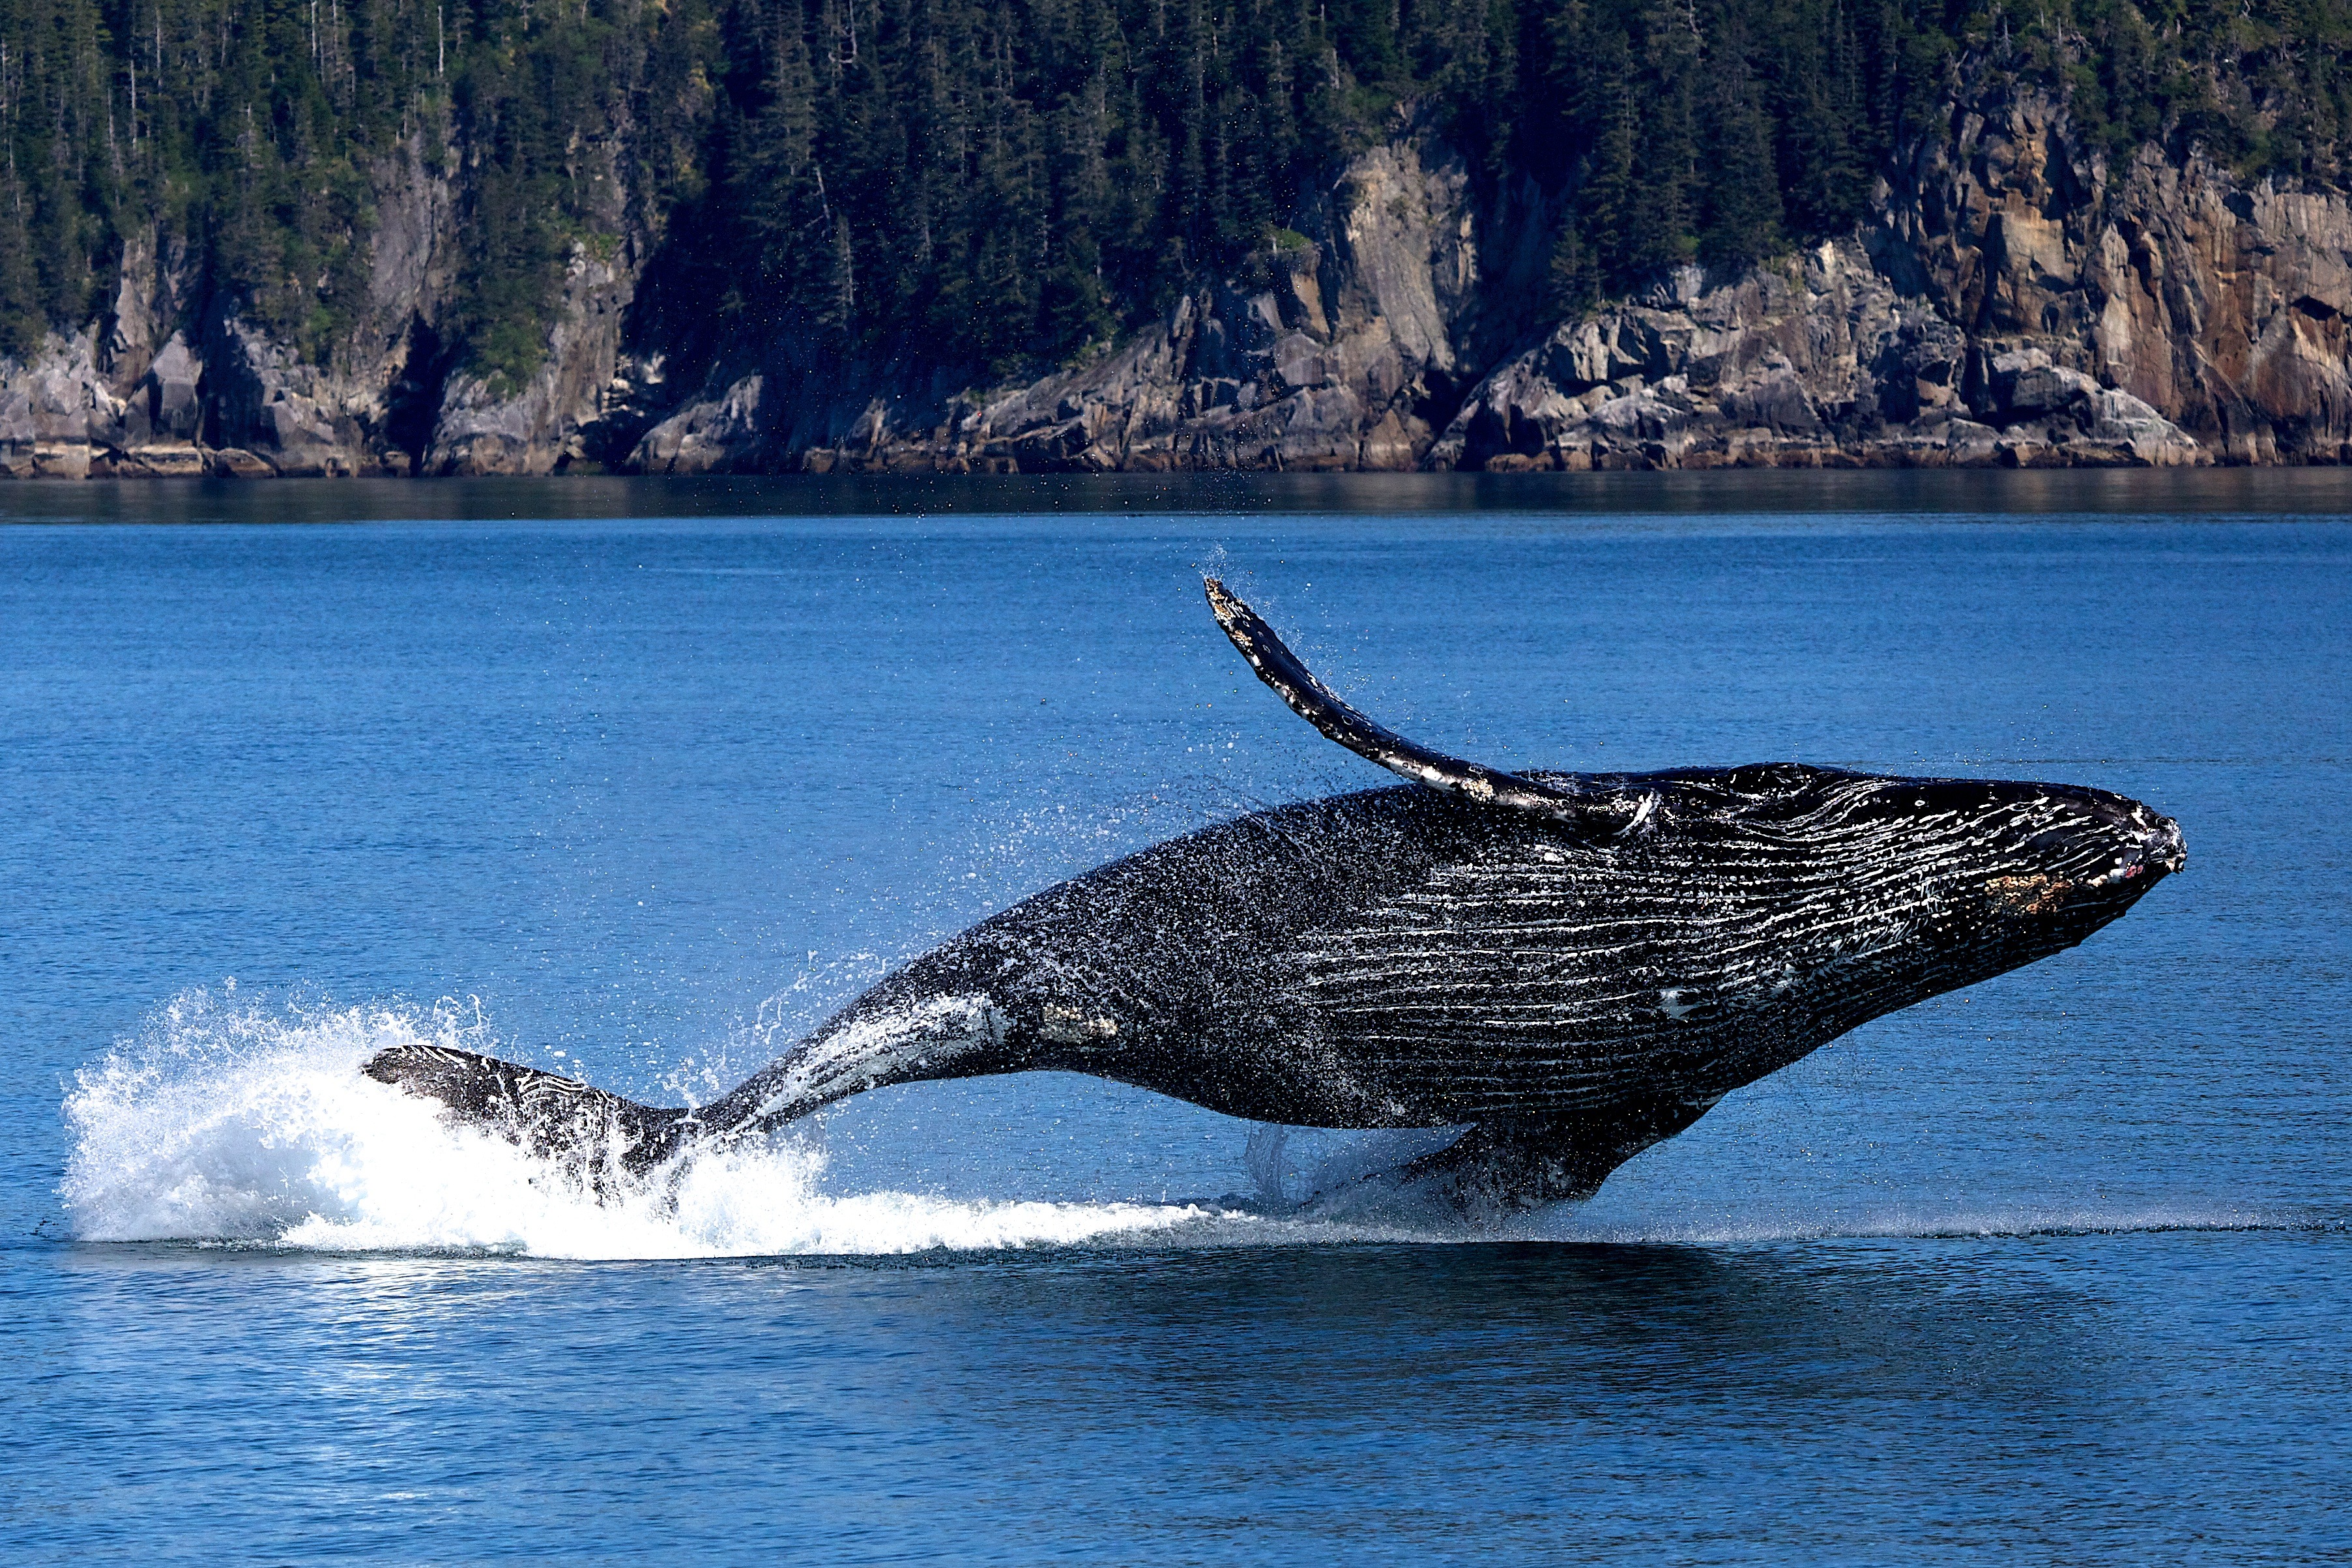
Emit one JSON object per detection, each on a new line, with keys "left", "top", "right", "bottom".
{"left": 61, "top": 990, "right": 1213, "bottom": 1260}
{"left": 61, "top": 989, "right": 2297, "bottom": 1260}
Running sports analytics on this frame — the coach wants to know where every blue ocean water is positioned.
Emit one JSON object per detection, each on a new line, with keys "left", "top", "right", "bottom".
{"left": 3, "top": 474, "right": 2347, "bottom": 1563}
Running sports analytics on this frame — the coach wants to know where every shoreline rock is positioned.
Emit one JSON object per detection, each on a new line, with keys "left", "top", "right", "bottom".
{"left": 1429, "top": 243, "right": 2207, "bottom": 471}
{"left": 4, "top": 81, "right": 2348, "bottom": 478}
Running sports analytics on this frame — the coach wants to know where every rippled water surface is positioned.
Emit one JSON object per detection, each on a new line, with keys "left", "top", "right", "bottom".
{"left": 4, "top": 474, "right": 2347, "bottom": 1563}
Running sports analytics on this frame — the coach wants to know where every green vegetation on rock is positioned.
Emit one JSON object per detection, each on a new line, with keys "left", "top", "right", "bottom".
{"left": 0, "top": 0, "right": 708, "bottom": 380}
{"left": 4, "top": 0, "right": 2350, "bottom": 385}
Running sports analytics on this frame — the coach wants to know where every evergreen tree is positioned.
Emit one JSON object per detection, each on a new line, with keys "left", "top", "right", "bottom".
{"left": 7, "top": 0, "right": 2352, "bottom": 388}
{"left": 1697, "top": 18, "right": 1780, "bottom": 269}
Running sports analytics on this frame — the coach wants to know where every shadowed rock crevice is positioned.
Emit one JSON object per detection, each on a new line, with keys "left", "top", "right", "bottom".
{"left": 383, "top": 319, "right": 449, "bottom": 476}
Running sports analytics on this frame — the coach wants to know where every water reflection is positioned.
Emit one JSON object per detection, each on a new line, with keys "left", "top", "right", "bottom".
{"left": 24, "top": 1227, "right": 2348, "bottom": 1560}
{"left": 858, "top": 1241, "right": 2116, "bottom": 1413}
{"left": 3, "top": 466, "right": 2352, "bottom": 525}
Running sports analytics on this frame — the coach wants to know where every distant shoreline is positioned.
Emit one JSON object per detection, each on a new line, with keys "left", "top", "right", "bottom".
{"left": 3, "top": 468, "right": 2349, "bottom": 525}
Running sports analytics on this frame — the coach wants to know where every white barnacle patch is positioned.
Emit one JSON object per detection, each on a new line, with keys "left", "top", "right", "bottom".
{"left": 1658, "top": 987, "right": 1700, "bottom": 1021}
{"left": 1040, "top": 1005, "right": 1122, "bottom": 1045}
{"left": 2086, "top": 859, "right": 2147, "bottom": 889}
{"left": 1985, "top": 874, "right": 2070, "bottom": 914}
{"left": 1626, "top": 792, "right": 1660, "bottom": 833}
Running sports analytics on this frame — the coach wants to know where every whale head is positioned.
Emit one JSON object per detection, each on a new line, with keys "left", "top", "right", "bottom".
{"left": 1975, "top": 779, "right": 2184, "bottom": 916}
{"left": 1852, "top": 772, "right": 2185, "bottom": 945}
{"left": 1670, "top": 765, "right": 2186, "bottom": 1014}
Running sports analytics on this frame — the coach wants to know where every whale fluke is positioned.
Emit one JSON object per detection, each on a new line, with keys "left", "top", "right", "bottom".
{"left": 1202, "top": 577, "right": 1649, "bottom": 834}
{"left": 363, "top": 1043, "right": 690, "bottom": 1180}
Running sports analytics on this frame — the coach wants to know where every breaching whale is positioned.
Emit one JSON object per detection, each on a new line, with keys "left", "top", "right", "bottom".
{"left": 364, "top": 579, "right": 2184, "bottom": 1213}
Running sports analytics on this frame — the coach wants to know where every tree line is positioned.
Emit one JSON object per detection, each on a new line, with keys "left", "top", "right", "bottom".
{"left": 1, "top": 0, "right": 2348, "bottom": 383}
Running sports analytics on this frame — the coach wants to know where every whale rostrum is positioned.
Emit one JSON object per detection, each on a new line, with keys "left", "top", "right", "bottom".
{"left": 364, "top": 580, "right": 2185, "bottom": 1215}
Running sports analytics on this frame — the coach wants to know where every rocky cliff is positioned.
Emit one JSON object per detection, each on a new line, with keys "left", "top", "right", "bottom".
{"left": 630, "top": 120, "right": 1552, "bottom": 476}
{"left": 7, "top": 80, "right": 2351, "bottom": 478}
{"left": 1436, "top": 84, "right": 2352, "bottom": 470}
{"left": 625, "top": 81, "right": 2352, "bottom": 474}
{"left": 0, "top": 123, "right": 638, "bottom": 482}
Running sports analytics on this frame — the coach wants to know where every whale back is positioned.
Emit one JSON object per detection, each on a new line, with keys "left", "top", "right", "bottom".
{"left": 709, "top": 760, "right": 2179, "bottom": 1137}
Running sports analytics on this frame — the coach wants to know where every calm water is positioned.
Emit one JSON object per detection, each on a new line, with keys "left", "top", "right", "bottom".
{"left": 3, "top": 476, "right": 2347, "bottom": 1563}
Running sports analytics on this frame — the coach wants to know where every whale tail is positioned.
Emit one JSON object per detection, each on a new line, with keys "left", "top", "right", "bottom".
{"left": 360, "top": 990, "right": 1015, "bottom": 1197}
{"left": 362, "top": 1044, "right": 693, "bottom": 1183}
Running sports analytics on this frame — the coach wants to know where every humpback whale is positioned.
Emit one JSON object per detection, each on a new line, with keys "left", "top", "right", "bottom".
{"left": 365, "top": 580, "right": 2184, "bottom": 1213}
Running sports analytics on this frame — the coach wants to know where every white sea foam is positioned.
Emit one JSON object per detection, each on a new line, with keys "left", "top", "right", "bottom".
{"left": 61, "top": 991, "right": 1214, "bottom": 1260}
{"left": 63, "top": 990, "right": 2293, "bottom": 1259}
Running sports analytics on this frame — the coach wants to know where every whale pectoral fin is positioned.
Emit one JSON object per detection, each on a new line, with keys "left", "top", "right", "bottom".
{"left": 1203, "top": 578, "right": 1646, "bottom": 834}
{"left": 362, "top": 1043, "right": 691, "bottom": 1178}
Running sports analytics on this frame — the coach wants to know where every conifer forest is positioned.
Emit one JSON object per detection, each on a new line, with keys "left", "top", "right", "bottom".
{"left": 5, "top": 0, "right": 2351, "bottom": 387}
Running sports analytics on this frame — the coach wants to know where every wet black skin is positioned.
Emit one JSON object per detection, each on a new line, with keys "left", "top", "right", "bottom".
{"left": 365, "top": 763, "right": 2181, "bottom": 1212}
{"left": 363, "top": 581, "right": 2185, "bottom": 1213}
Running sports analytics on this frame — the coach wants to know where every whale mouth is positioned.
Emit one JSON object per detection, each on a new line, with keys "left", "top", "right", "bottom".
{"left": 2086, "top": 814, "right": 2186, "bottom": 888}
{"left": 1991, "top": 807, "right": 2183, "bottom": 914}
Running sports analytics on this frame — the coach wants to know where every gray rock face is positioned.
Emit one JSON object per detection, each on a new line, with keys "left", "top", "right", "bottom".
{"left": 1423, "top": 78, "right": 2344, "bottom": 473}
{"left": 426, "top": 247, "right": 635, "bottom": 476}
{"left": 638, "top": 117, "right": 1517, "bottom": 474}
{"left": 634, "top": 372, "right": 767, "bottom": 474}
{"left": 0, "top": 124, "right": 633, "bottom": 479}
{"left": 1876, "top": 84, "right": 2352, "bottom": 462}
{"left": 145, "top": 336, "right": 204, "bottom": 443}
{"left": 0, "top": 327, "right": 186, "bottom": 478}
{"left": 1429, "top": 240, "right": 2205, "bottom": 469}
{"left": 203, "top": 316, "right": 369, "bottom": 477}
{"left": 5, "top": 73, "right": 2350, "bottom": 477}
